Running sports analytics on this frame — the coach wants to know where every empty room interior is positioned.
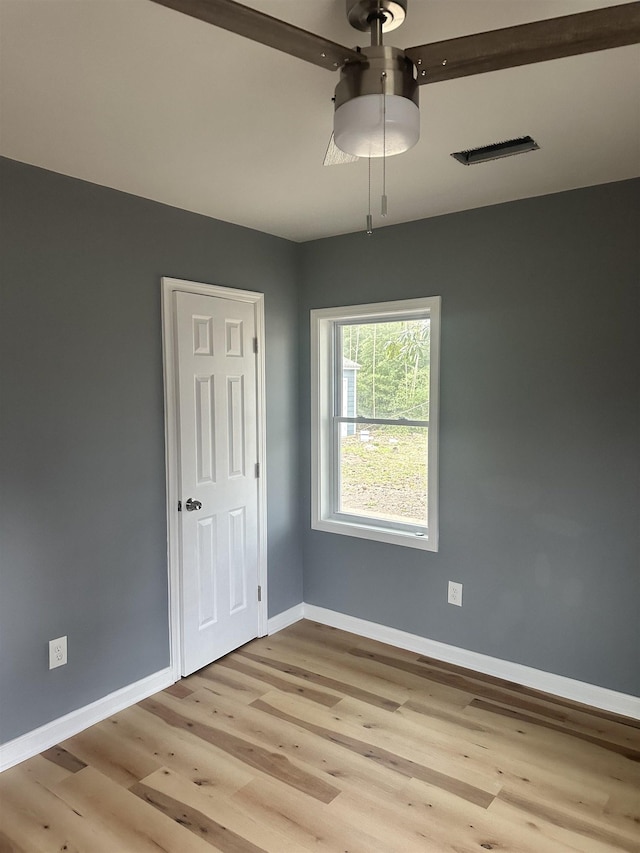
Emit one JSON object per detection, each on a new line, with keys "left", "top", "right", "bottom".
{"left": 0, "top": 1, "right": 639, "bottom": 851}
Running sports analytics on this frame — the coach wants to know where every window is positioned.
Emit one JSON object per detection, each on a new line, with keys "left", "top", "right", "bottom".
{"left": 311, "top": 296, "right": 440, "bottom": 551}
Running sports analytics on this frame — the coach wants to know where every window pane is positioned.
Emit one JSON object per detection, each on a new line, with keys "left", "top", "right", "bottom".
{"left": 338, "top": 423, "right": 427, "bottom": 527}
{"left": 340, "top": 319, "right": 430, "bottom": 421}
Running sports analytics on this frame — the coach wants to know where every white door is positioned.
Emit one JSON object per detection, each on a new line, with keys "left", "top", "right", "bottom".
{"left": 175, "top": 290, "right": 260, "bottom": 675}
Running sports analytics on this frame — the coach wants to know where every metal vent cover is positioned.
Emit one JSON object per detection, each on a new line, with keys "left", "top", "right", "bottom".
{"left": 452, "top": 135, "right": 539, "bottom": 165}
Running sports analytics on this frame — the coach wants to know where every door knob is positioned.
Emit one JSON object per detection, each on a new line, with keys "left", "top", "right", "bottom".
{"left": 185, "top": 498, "right": 202, "bottom": 512}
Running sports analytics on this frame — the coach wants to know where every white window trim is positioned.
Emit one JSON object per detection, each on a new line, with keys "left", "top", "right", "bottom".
{"left": 311, "top": 296, "right": 440, "bottom": 551}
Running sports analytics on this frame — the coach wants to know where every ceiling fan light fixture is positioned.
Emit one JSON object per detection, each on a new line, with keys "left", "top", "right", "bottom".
{"left": 334, "top": 93, "right": 419, "bottom": 157}
{"left": 333, "top": 45, "right": 419, "bottom": 159}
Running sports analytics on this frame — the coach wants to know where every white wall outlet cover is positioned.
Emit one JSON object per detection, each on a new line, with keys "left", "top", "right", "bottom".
{"left": 448, "top": 581, "right": 463, "bottom": 606}
{"left": 49, "top": 636, "right": 67, "bottom": 669}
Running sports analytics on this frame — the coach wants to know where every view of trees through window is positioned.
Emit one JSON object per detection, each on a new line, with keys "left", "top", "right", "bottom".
{"left": 341, "top": 318, "right": 430, "bottom": 419}
{"left": 338, "top": 318, "right": 430, "bottom": 526}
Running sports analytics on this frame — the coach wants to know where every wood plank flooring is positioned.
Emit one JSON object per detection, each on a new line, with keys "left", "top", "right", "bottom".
{"left": 1, "top": 619, "right": 639, "bottom": 852}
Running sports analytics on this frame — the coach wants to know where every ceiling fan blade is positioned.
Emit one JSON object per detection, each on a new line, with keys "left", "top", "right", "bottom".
{"left": 149, "top": 0, "right": 363, "bottom": 71}
{"left": 405, "top": 2, "right": 640, "bottom": 85}
{"left": 323, "top": 133, "right": 359, "bottom": 166}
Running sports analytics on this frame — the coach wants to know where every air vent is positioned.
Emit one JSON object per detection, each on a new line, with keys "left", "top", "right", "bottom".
{"left": 452, "top": 136, "right": 539, "bottom": 166}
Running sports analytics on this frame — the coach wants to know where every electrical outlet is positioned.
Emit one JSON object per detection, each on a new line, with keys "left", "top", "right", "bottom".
{"left": 448, "top": 581, "right": 463, "bottom": 607}
{"left": 49, "top": 636, "right": 67, "bottom": 669}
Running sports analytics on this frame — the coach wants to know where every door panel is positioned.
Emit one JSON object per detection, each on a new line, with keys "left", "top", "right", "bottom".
{"left": 175, "top": 290, "right": 259, "bottom": 676}
{"left": 227, "top": 375, "right": 245, "bottom": 477}
{"left": 195, "top": 376, "right": 215, "bottom": 484}
{"left": 196, "top": 514, "right": 216, "bottom": 628}
{"left": 228, "top": 507, "right": 247, "bottom": 613}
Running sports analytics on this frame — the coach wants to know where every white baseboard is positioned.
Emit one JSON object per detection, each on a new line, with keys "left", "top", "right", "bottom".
{"left": 5, "top": 604, "right": 637, "bottom": 774}
{"left": 296, "top": 604, "right": 638, "bottom": 720}
{"left": 0, "top": 667, "right": 174, "bottom": 773}
{"left": 268, "top": 603, "right": 305, "bottom": 635}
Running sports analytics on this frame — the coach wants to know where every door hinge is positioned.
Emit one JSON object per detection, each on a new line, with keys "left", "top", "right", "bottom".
{"left": 258, "top": 585, "right": 262, "bottom": 602}
{"left": 255, "top": 462, "right": 260, "bottom": 478}
{"left": 253, "top": 337, "right": 258, "bottom": 354}
{"left": 178, "top": 500, "right": 182, "bottom": 512}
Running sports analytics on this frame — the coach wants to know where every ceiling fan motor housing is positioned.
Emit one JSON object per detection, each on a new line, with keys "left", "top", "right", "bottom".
{"left": 334, "top": 45, "right": 419, "bottom": 158}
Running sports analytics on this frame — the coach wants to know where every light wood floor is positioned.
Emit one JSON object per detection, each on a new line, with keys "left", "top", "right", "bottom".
{"left": 1, "top": 620, "right": 639, "bottom": 852}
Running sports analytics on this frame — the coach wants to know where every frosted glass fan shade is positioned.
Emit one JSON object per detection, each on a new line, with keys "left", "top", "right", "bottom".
{"left": 334, "top": 93, "right": 419, "bottom": 158}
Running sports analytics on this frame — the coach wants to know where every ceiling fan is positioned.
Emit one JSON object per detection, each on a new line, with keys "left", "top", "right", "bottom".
{"left": 150, "top": 0, "right": 640, "bottom": 164}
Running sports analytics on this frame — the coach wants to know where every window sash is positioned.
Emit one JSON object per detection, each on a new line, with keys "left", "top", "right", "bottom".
{"left": 331, "top": 313, "right": 430, "bottom": 532}
{"left": 334, "top": 313, "right": 430, "bottom": 423}
{"left": 331, "top": 418, "right": 429, "bottom": 534}
{"left": 331, "top": 509, "right": 429, "bottom": 537}
{"left": 334, "top": 415, "right": 429, "bottom": 428}
{"left": 328, "top": 432, "right": 429, "bottom": 538}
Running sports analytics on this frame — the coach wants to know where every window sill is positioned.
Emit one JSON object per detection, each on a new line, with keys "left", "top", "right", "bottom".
{"left": 312, "top": 516, "right": 437, "bottom": 551}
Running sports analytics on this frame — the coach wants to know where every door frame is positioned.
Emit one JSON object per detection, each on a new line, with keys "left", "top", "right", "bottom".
{"left": 161, "top": 276, "right": 268, "bottom": 681}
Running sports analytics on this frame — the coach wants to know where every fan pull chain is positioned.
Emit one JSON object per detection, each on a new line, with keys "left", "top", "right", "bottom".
{"left": 366, "top": 156, "right": 373, "bottom": 234}
{"left": 381, "top": 71, "right": 388, "bottom": 217}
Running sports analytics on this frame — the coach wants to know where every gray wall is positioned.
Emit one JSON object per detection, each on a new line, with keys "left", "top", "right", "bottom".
{"left": 1, "top": 159, "right": 638, "bottom": 747}
{"left": 0, "top": 158, "right": 302, "bottom": 743}
{"left": 299, "top": 180, "right": 640, "bottom": 697}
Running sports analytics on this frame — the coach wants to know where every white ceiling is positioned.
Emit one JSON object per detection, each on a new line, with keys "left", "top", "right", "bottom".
{"left": 1, "top": 0, "right": 638, "bottom": 242}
